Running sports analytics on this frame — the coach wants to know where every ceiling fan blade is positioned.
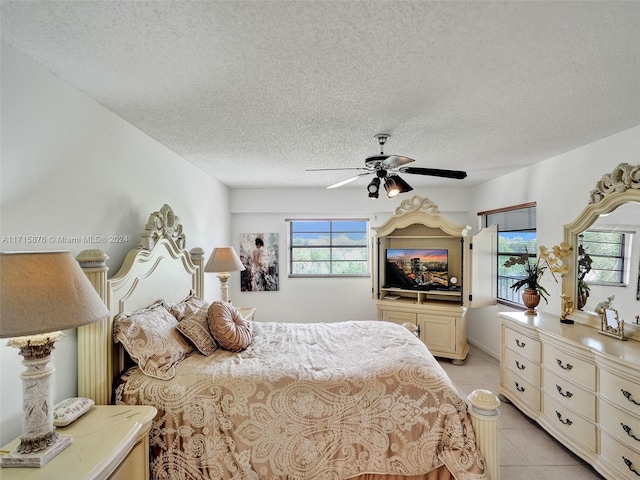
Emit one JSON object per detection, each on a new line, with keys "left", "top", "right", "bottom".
{"left": 399, "top": 167, "right": 467, "bottom": 179}
{"left": 326, "top": 172, "right": 371, "bottom": 189}
{"left": 382, "top": 155, "right": 415, "bottom": 168}
{"left": 307, "top": 167, "right": 368, "bottom": 172}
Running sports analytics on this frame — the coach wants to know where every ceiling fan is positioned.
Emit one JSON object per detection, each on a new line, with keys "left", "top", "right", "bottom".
{"left": 308, "top": 134, "right": 467, "bottom": 198}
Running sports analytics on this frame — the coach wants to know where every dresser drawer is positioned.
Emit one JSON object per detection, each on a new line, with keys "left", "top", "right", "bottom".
{"left": 543, "top": 344, "right": 595, "bottom": 390}
{"left": 601, "top": 369, "right": 640, "bottom": 415}
{"left": 382, "top": 310, "right": 417, "bottom": 325}
{"left": 601, "top": 431, "right": 640, "bottom": 480}
{"left": 543, "top": 394, "right": 597, "bottom": 452}
{"left": 543, "top": 369, "right": 595, "bottom": 420}
{"left": 503, "top": 367, "right": 541, "bottom": 411}
{"left": 504, "top": 327, "right": 540, "bottom": 362}
{"left": 600, "top": 398, "right": 640, "bottom": 452}
{"left": 503, "top": 347, "right": 541, "bottom": 387}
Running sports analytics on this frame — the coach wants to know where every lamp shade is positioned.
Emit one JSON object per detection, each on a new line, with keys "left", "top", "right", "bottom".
{"left": 0, "top": 251, "right": 109, "bottom": 338}
{"left": 204, "top": 246, "right": 246, "bottom": 273}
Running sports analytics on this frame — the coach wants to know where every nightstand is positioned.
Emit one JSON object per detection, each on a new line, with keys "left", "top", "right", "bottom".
{"left": 238, "top": 306, "right": 256, "bottom": 321}
{"left": 0, "top": 405, "right": 156, "bottom": 480}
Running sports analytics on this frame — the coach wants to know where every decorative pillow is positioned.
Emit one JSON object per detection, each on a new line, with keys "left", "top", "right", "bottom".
{"left": 53, "top": 397, "right": 94, "bottom": 426}
{"left": 166, "top": 290, "right": 208, "bottom": 322}
{"left": 176, "top": 306, "right": 218, "bottom": 356}
{"left": 113, "top": 302, "right": 193, "bottom": 380}
{"left": 208, "top": 301, "right": 253, "bottom": 352}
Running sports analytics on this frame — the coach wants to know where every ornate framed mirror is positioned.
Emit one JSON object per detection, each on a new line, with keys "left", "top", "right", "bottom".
{"left": 562, "top": 163, "right": 640, "bottom": 339}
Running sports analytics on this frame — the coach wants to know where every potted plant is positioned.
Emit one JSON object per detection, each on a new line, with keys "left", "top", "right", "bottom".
{"left": 577, "top": 244, "right": 593, "bottom": 310}
{"left": 504, "top": 243, "right": 571, "bottom": 315}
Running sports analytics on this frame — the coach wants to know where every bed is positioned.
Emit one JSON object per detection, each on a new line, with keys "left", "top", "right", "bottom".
{"left": 75, "top": 204, "right": 500, "bottom": 480}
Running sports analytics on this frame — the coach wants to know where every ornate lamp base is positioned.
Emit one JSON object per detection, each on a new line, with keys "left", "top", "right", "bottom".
{"left": 1, "top": 332, "right": 73, "bottom": 468}
{"left": 1, "top": 434, "right": 72, "bottom": 468}
{"left": 217, "top": 272, "right": 231, "bottom": 302}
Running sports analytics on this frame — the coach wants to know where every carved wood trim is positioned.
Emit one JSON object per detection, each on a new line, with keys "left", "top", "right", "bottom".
{"left": 394, "top": 194, "right": 441, "bottom": 215}
{"left": 139, "top": 203, "right": 186, "bottom": 250}
{"left": 375, "top": 194, "right": 470, "bottom": 238}
{"left": 589, "top": 163, "right": 640, "bottom": 204}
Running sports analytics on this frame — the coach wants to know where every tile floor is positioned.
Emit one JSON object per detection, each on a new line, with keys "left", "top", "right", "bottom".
{"left": 437, "top": 344, "right": 605, "bottom": 479}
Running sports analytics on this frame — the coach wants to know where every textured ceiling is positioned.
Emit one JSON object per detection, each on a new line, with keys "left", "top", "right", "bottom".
{"left": 2, "top": 1, "right": 640, "bottom": 190}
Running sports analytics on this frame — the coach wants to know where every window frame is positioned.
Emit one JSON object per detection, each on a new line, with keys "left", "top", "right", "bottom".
{"left": 579, "top": 229, "right": 633, "bottom": 286}
{"left": 286, "top": 218, "right": 370, "bottom": 278}
{"left": 480, "top": 203, "right": 537, "bottom": 308}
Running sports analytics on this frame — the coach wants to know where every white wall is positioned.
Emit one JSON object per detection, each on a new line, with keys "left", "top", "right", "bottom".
{"left": 0, "top": 44, "right": 231, "bottom": 445}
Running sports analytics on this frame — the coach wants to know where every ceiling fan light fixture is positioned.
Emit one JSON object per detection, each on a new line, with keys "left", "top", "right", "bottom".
{"left": 384, "top": 177, "right": 399, "bottom": 198}
{"left": 384, "top": 175, "right": 412, "bottom": 198}
{"left": 311, "top": 133, "right": 466, "bottom": 196}
{"left": 367, "top": 176, "right": 380, "bottom": 197}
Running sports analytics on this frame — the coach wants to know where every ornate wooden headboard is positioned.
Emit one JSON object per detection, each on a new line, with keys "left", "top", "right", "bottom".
{"left": 76, "top": 204, "right": 205, "bottom": 404}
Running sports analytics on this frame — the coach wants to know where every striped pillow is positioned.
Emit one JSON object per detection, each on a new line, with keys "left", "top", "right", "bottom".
{"left": 166, "top": 290, "right": 208, "bottom": 321}
{"left": 176, "top": 306, "right": 218, "bottom": 356}
{"left": 208, "top": 301, "right": 253, "bottom": 352}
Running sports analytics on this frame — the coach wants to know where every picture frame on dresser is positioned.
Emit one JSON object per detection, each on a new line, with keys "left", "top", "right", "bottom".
{"left": 600, "top": 307, "right": 625, "bottom": 340}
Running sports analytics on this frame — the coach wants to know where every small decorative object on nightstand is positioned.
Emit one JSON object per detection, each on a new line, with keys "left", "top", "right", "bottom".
{"left": 0, "top": 252, "right": 109, "bottom": 468}
{"left": 600, "top": 307, "right": 625, "bottom": 340}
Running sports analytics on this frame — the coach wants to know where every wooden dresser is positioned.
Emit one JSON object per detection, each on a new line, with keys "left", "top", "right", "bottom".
{"left": 498, "top": 311, "right": 640, "bottom": 479}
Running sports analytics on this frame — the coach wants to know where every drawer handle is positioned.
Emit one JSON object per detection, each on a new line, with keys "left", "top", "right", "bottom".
{"left": 515, "top": 382, "right": 525, "bottom": 392}
{"left": 622, "top": 424, "right": 640, "bottom": 442}
{"left": 515, "top": 360, "right": 526, "bottom": 370}
{"left": 623, "top": 389, "right": 640, "bottom": 406}
{"left": 555, "top": 411, "right": 573, "bottom": 425}
{"left": 556, "top": 385, "right": 573, "bottom": 398}
{"left": 556, "top": 358, "right": 573, "bottom": 370}
{"left": 515, "top": 339, "right": 526, "bottom": 348}
{"left": 624, "top": 456, "right": 640, "bottom": 477}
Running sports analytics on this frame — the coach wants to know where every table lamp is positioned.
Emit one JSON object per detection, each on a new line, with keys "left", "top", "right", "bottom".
{"left": 0, "top": 251, "right": 109, "bottom": 468}
{"left": 204, "top": 247, "right": 245, "bottom": 302}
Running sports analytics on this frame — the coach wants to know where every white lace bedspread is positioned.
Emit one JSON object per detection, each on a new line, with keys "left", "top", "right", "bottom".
{"left": 115, "top": 320, "right": 486, "bottom": 480}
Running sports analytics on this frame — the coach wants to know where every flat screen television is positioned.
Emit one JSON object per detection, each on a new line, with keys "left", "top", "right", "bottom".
{"left": 384, "top": 248, "right": 449, "bottom": 290}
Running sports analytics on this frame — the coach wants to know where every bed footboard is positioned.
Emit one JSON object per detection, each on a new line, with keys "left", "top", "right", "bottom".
{"left": 468, "top": 389, "right": 501, "bottom": 480}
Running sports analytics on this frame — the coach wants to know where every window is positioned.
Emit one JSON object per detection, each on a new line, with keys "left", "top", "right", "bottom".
{"left": 580, "top": 230, "right": 631, "bottom": 285}
{"left": 287, "top": 219, "right": 369, "bottom": 276}
{"left": 481, "top": 203, "right": 537, "bottom": 306}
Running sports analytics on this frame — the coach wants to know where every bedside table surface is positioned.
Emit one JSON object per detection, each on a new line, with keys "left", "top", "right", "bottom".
{"left": 0, "top": 405, "right": 156, "bottom": 480}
